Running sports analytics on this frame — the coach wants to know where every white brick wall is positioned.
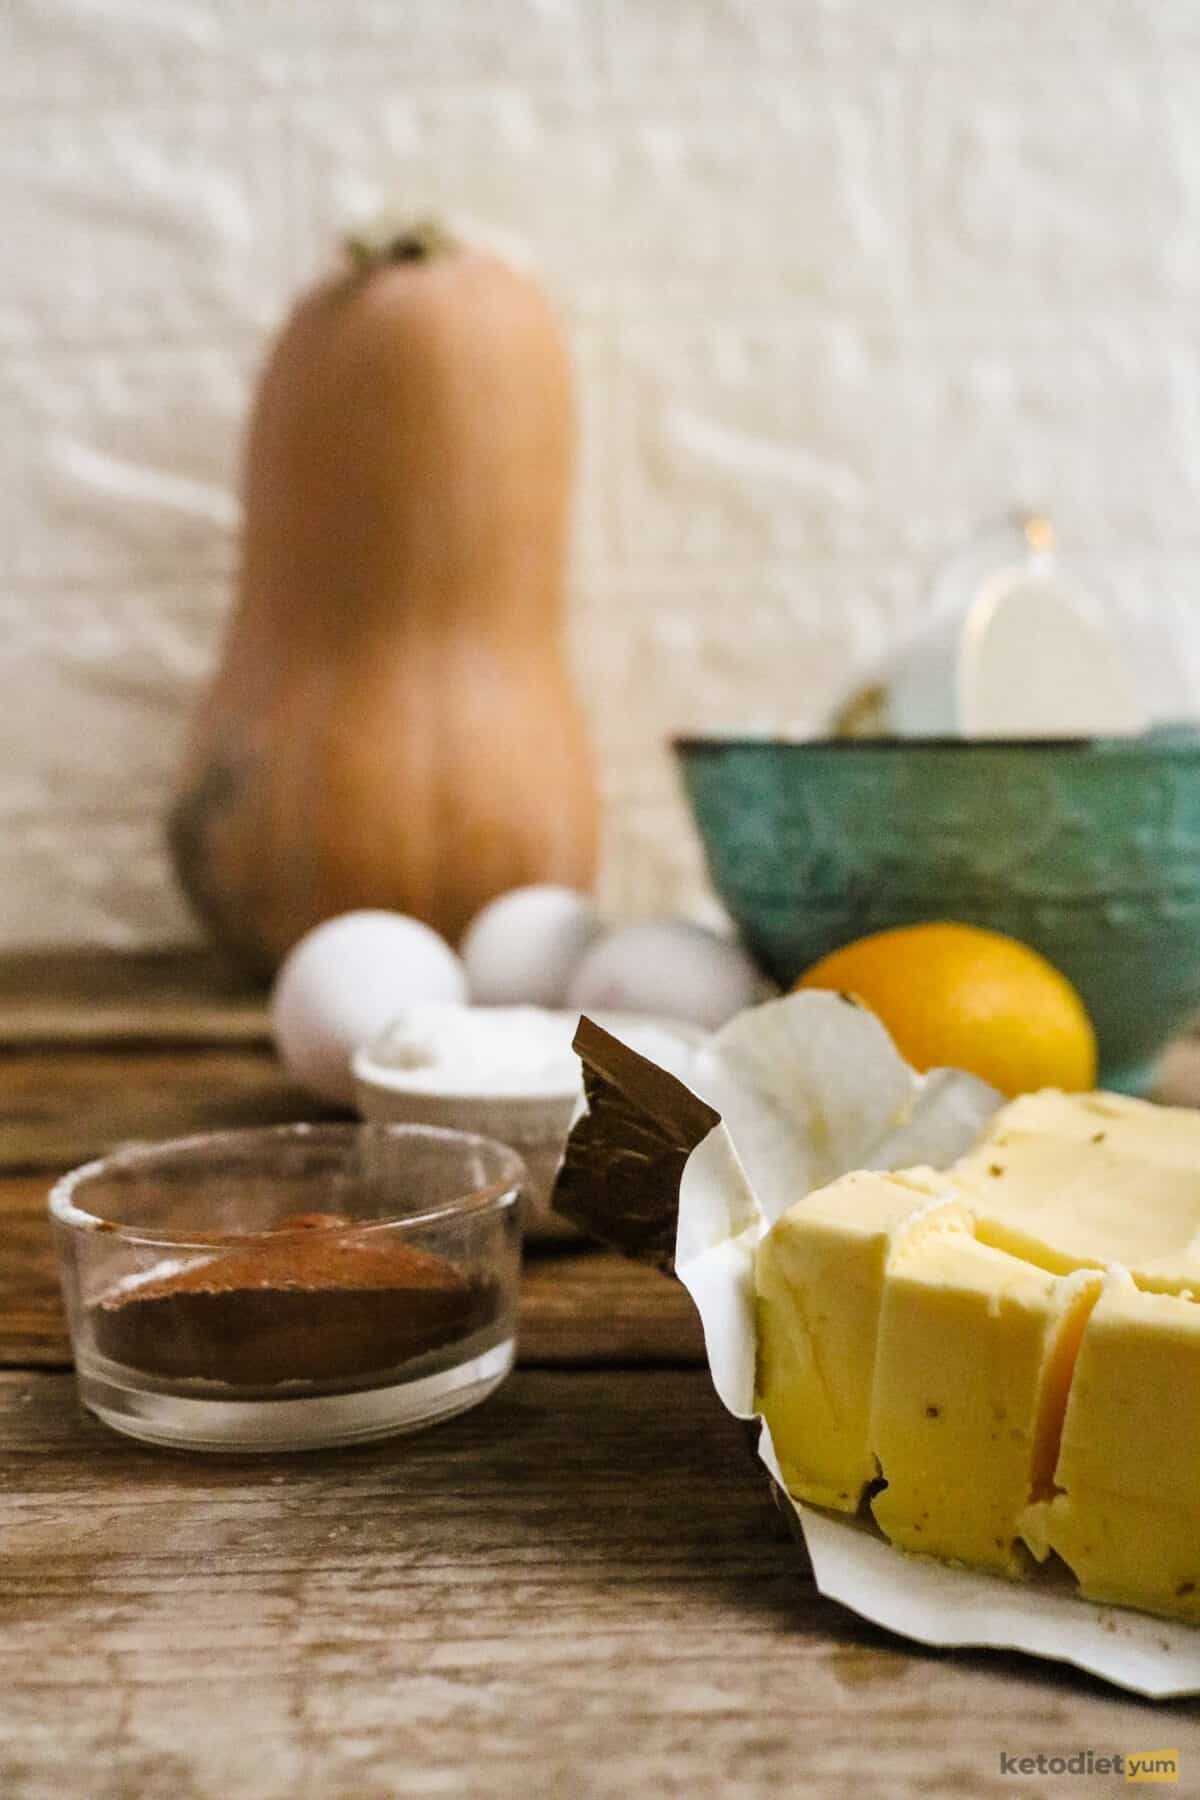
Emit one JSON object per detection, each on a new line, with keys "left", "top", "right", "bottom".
{"left": 3, "top": 0, "right": 1200, "bottom": 946}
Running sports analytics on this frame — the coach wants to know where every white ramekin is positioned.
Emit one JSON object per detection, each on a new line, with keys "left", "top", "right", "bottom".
{"left": 353, "top": 1008, "right": 701, "bottom": 1242}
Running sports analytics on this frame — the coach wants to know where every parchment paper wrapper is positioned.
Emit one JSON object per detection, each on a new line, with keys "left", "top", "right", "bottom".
{"left": 555, "top": 994, "right": 1200, "bottom": 1700}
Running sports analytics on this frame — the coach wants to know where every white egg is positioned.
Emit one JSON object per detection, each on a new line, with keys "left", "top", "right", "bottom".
{"left": 462, "top": 885, "right": 603, "bottom": 1007}
{"left": 566, "top": 919, "right": 769, "bottom": 1032}
{"left": 271, "top": 911, "right": 467, "bottom": 1105}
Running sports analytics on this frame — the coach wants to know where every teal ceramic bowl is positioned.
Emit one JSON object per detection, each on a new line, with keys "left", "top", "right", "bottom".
{"left": 674, "top": 734, "right": 1200, "bottom": 1093}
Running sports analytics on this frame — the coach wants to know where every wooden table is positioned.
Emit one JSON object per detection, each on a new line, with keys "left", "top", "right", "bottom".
{"left": 4, "top": 955, "right": 1200, "bottom": 1799}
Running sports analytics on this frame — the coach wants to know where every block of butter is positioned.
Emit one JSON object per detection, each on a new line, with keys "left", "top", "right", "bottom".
{"left": 1022, "top": 1272, "right": 1200, "bottom": 1619}
{"left": 755, "top": 1168, "right": 963, "bottom": 1511}
{"left": 755, "top": 1088, "right": 1200, "bottom": 1621}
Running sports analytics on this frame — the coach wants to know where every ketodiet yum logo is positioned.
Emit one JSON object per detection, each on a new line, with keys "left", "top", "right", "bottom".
{"left": 999, "top": 1750, "right": 1179, "bottom": 1783}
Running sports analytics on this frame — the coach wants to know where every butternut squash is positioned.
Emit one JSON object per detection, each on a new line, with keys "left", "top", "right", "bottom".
{"left": 168, "top": 223, "right": 598, "bottom": 976}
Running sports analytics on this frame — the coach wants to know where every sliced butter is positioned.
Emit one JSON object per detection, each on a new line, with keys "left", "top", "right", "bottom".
{"left": 1023, "top": 1271, "right": 1200, "bottom": 1620}
{"left": 754, "top": 1168, "right": 965, "bottom": 1512}
{"left": 754, "top": 1088, "right": 1200, "bottom": 1620}
{"left": 869, "top": 1235, "right": 1101, "bottom": 1576}
{"left": 953, "top": 1089, "right": 1200, "bottom": 1292}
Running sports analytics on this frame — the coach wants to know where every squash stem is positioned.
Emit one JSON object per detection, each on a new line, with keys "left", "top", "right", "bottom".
{"left": 345, "top": 219, "right": 455, "bottom": 271}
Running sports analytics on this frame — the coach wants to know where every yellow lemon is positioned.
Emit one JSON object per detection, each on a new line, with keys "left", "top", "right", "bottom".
{"left": 794, "top": 922, "right": 1097, "bottom": 1097}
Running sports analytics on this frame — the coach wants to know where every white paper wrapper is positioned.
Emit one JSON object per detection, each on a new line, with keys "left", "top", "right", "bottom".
{"left": 633, "top": 991, "right": 1200, "bottom": 1700}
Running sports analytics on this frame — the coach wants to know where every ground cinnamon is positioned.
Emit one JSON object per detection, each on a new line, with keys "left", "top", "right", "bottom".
{"left": 89, "top": 1213, "right": 495, "bottom": 1387}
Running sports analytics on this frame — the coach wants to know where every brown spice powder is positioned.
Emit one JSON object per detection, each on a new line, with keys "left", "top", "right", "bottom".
{"left": 90, "top": 1214, "right": 494, "bottom": 1386}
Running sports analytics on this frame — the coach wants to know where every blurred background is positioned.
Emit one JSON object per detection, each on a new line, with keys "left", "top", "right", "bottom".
{"left": 5, "top": 0, "right": 1200, "bottom": 948}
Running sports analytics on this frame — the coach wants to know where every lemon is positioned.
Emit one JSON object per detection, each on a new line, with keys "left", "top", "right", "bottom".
{"left": 794, "top": 922, "right": 1097, "bottom": 1097}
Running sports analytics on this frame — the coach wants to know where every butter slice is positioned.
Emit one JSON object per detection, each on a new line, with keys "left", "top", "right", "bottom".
{"left": 953, "top": 1090, "right": 1200, "bottom": 1293}
{"left": 755, "top": 1088, "right": 1200, "bottom": 1619}
{"left": 869, "top": 1235, "right": 1102, "bottom": 1576}
{"left": 1023, "top": 1272, "right": 1200, "bottom": 1620}
{"left": 754, "top": 1169, "right": 964, "bottom": 1512}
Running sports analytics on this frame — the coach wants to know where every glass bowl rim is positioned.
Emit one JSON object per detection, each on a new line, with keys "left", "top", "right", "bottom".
{"left": 47, "top": 1120, "right": 525, "bottom": 1250}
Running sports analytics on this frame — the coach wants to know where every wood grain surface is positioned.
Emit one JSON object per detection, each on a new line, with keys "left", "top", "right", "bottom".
{"left": 0, "top": 1046, "right": 341, "bottom": 1171}
{"left": 3, "top": 953, "right": 1200, "bottom": 1798}
{"left": 0, "top": 1175, "right": 66, "bottom": 1367}
{"left": 0, "top": 949, "right": 269, "bottom": 1047}
{"left": 5, "top": 1369, "right": 1197, "bottom": 1800}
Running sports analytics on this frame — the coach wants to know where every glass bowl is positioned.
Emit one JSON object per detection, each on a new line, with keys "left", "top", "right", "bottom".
{"left": 49, "top": 1123, "right": 524, "bottom": 1453}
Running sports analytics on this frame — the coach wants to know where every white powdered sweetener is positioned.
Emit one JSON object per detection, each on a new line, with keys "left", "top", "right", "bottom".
{"left": 364, "top": 1006, "right": 586, "bottom": 1099}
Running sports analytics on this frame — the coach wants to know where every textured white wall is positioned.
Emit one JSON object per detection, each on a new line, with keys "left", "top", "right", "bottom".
{"left": 4, "top": 1, "right": 1200, "bottom": 946}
